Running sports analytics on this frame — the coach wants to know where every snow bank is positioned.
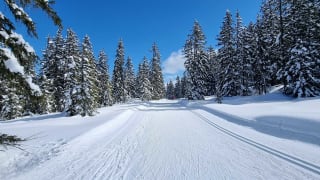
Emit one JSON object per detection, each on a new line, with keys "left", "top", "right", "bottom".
{"left": 200, "top": 93, "right": 320, "bottom": 140}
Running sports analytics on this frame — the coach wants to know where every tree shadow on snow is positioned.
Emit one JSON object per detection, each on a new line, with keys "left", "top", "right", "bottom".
{"left": 196, "top": 105, "right": 320, "bottom": 146}
{"left": 0, "top": 112, "right": 67, "bottom": 124}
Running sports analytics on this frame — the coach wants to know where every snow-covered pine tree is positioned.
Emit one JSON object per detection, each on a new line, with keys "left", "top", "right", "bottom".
{"left": 253, "top": 17, "right": 271, "bottom": 95}
{"left": 0, "top": 0, "right": 61, "bottom": 95}
{"left": 279, "top": 0, "right": 320, "bottom": 97}
{"left": 64, "top": 29, "right": 81, "bottom": 114}
{"left": 0, "top": 77, "right": 23, "bottom": 120}
{"left": 180, "top": 74, "right": 187, "bottom": 98}
{"left": 38, "top": 37, "right": 56, "bottom": 113}
{"left": 233, "top": 10, "right": 244, "bottom": 96}
{"left": 216, "top": 10, "right": 237, "bottom": 97}
{"left": 258, "top": 0, "right": 282, "bottom": 86}
{"left": 52, "top": 28, "right": 67, "bottom": 112}
{"left": 112, "top": 40, "right": 126, "bottom": 103}
{"left": 96, "top": 50, "right": 113, "bottom": 106}
{"left": 174, "top": 76, "right": 182, "bottom": 99}
{"left": 207, "top": 46, "right": 217, "bottom": 96}
{"left": 1, "top": 0, "right": 61, "bottom": 121}
{"left": 166, "top": 80, "right": 175, "bottom": 100}
{"left": 76, "top": 35, "right": 99, "bottom": 116}
{"left": 238, "top": 23, "right": 255, "bottom": 96}
{"left": 124, "top": 56, "right": 136, "bottom": 100}
{"left": 136, "top": 57, "right": 152, "bottom": 101}
{"left": 183, "top": 21, "right": 209, "bottom": 100}
{"left": 150, "top": 43, "right": 165, "bottom": 100}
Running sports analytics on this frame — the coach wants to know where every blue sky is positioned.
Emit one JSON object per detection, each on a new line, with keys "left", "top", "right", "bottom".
{"left": 8, "top": 0, "right": 262, "bottom": 82}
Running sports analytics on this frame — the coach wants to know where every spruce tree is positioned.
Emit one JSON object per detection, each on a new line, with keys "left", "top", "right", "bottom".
{"left": 124, "top": 57, "right": 136, "bottom": 100}
{"left": 238, "top": 23, "right": 255, "bottom": 96}
{"left": 38, "top": 37, "right": 56, "bottom": 113}
{"left": 150, "top": 43, "right": 165, "bottom": 100}
{"left": 112, "top": 40, "right": 126, "bottom": 103}
{"left": 174, "top": 76, "right": 182, "bottom": 99}
{"left": 76, "top": 35, "right": 99, "bottom": 116}
{"left": 183, "top": 21, "right": 209, "bottom": 100}
{"left": 216, "top": 10, "right": 236, "bottom": 97}
{"left": 259, "top": 0, "right": 282, "bottom": 86}
{"left": 180, "top": 74, "right": 187, "bottom": 98}
{"left": 52, "top": 28, "right": 67, "bottom": 112}
{"left": 233, "top": 10, "right": 244, "bottom": 95}
{"left": 136, "top": 57, "right": 152, "bottom": 101}
{"left": 0, "top": 0, "right": 61, "bottom": 92}
{"left": 254, "top": 17, "right": 271, "bottom": 95}
{"left": 207, "top": 46, "right": 217, "bottom": 96}
{"left": 64, "top": 29, "right": 81, "bottom": 113}
{"left": 166, "top": 80, "right": 175, "bottom": 100}
{"left": 96, "top": 50, "right": 112, "bottom": 106}
{"left": 279, "top": 0, "right": 320, "bottom": 97}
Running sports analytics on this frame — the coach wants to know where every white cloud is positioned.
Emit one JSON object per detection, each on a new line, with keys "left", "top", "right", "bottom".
{"left": 163, "top": 49, "right": 186, "bottom": 75}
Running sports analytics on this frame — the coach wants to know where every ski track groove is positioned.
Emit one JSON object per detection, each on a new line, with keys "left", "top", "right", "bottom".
{"left": 68, "top": 111, "right": 146, "bottom": 180}
{"left": 191, "top": 110, "right": 320, "bottom": 176}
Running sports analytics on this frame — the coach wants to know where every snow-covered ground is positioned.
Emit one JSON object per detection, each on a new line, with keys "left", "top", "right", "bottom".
{"left": 1, "top": 92, "right": 320, "bottom": 180}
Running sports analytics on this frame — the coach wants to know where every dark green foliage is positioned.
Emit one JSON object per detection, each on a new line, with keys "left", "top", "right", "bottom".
{"left": 112, "top": 40, "right": 126, "bottom": 103}
{"left": 166, "top": 80, "right": 175, "bottom": 100}
{"left": 174, "top": 76, "right": 182, "bottom": 99}
{"left": 183, "top": 21, "right": 209, "bottom": 100}
{"left": 136, "top": 57, "right": 152, "bottom": 101}
{"left": 150, "top": 43, "right": 165, "bottom": 100}
{"left": 96, "top": 50, "right": 112, "bottom": 106}
{"left": 216, "top": 10, "right": 237, "bottom": 97}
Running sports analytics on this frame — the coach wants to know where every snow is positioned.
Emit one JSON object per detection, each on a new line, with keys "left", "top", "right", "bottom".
{"left": 1, "top": 93, "right": 320, "bottom": 179}
{"left": 2, "top": 47, "right": 25, "bottom": 74}
{"left": 0, "top": 30, "right": 9, "bottom": 39}
{"left": 1, "top": 47, "right": 41, "bottom": 93}
{"left": 25, "top": 76, "right": 41, "bottom": 93}
{"left": 10, "top": 32, "right": 35, "bottom": 53}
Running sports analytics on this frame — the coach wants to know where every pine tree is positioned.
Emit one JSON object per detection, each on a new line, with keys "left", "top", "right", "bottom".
{"left": 259, "top": 0, "right": 282, "bottom": 86}
{"left": 75, "top": 35, "right": 99, "bottom": 116}
{"left": 96, "top": 50, "right": 112, "bottom": 106}
{"left": 38, "top": 37, "right": 56, "bottom": 113}
{"left": 124, "top": 57, "right": 136, "bottom": 100}
{"left": 112, "top": 40, "right": 126, "bottom": 103}
{"left": 52, "top": 28, "right": 66, "bottom": 112}
{"left": 216, "top": 10, "right": 237, "bottom": 97}
{"left": 0, "top": 0, "right": 61, "bottom": 93}
{"left": 238, "top": 23, "right": 255, "bottom": 96}
{"left": 136, "top": 57, "right": 152, "bottom": 101}
{"left": 233, "top": 10, "right": 245, "bottom": 96}
{"left": 280, "top": 0, "right": 320, "bottom": 97}
{"left": 253, "top": 17, "right": 271, "bottom": 95}
{"left": 180, "top": 74, "right": 187, "bottom": 98}
{"left": 64, "top": 29, "right": 81, "bottom": 113}
{"left": 0, "top": 77, "right": 23, "bottom": 120}
{"left": 207, "top": 46, "right": 217, "bottom": 95}
{"left": 174, "top": 76, "right": 182, "bottom": 99}
{"left": 166, "top": 80, "right": 175, "bottom": 100}
{"left": 183, "top": 21, "right": 209, "bottom": 100}
{"left": 150, "top": 43, "right": 165, "bottom": 100}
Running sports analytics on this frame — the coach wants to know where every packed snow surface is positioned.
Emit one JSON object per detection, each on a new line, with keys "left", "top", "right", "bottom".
{"left": 1, "top": 93, "right": 320, "bottom": 179}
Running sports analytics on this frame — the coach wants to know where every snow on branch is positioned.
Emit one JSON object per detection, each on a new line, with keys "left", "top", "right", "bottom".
{"left": 2, "top": 47, "right": 25, "bottom": 74}
{"left": 1, "top": 47, "right": 41, "bottom": 94}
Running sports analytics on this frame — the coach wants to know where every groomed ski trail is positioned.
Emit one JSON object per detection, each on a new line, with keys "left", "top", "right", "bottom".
{"left": 8, "top": 101, "right": 320, "bottom": 180}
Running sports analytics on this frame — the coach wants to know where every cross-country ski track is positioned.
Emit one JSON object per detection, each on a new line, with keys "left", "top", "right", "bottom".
{"left": 1, "top": 98, "right": 320, "bottom": 180}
